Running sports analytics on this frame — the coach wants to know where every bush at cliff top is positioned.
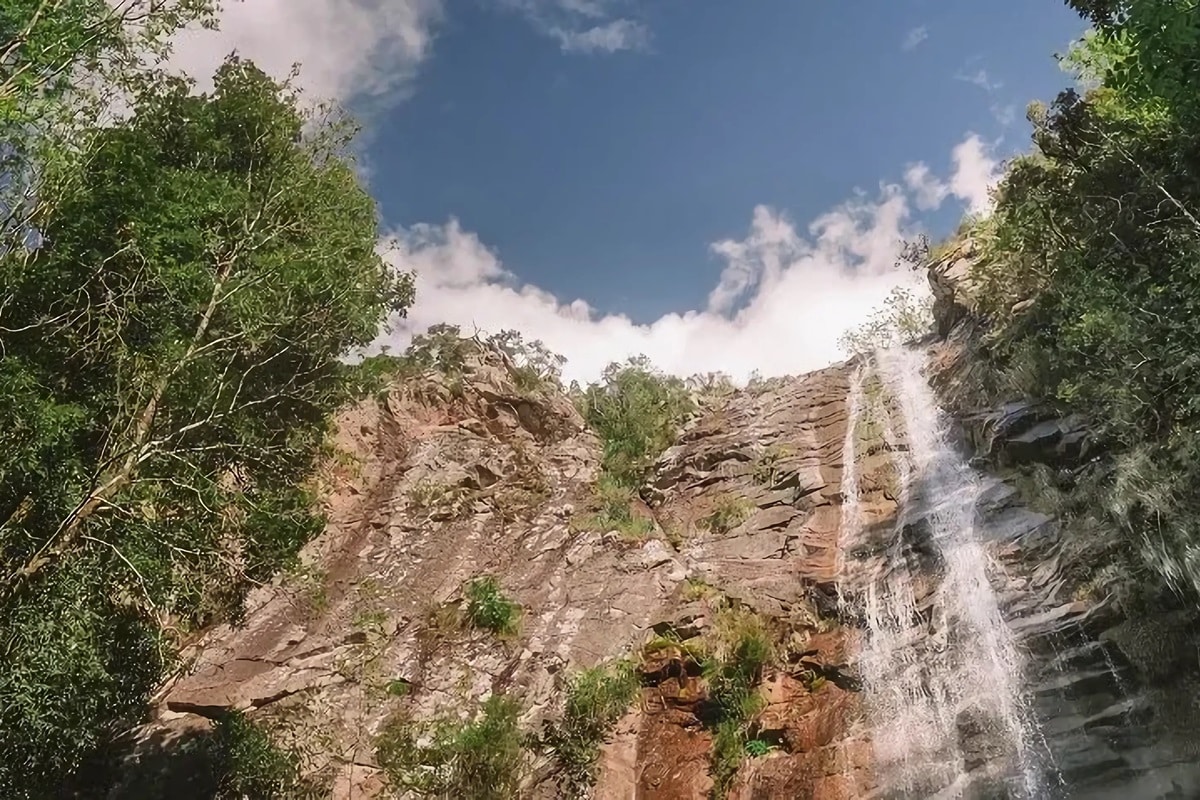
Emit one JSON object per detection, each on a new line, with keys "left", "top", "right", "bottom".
{"left": 579, "top": 356, "right": 695, "bottom": 488}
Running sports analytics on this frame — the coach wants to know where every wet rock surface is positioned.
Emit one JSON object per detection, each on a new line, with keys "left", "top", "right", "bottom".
{"left": 925, "top": 263, "right": 1200, "bottom": 800}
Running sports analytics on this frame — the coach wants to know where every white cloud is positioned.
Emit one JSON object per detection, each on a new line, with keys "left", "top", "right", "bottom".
{"left": 902, "top": 25, "right": 929, "bottom": 52}
{"left": 165, "top": 0, "right": 444, "bottom": 103}
{"left": 956, "top": 67, "right": 1003, "bottom": 93}
{"left": 553, "top": 19, "right": 650, "bottom": 53}
{"left": 372, "top": 134, "right": 994, "bottom": 385}
{"left": 903, "top": 162, "right": 949, "bottom": 211}
{"left": 990, "top": 102, "right": 1017, "bottom": 127}
{"left": 904, "top": 134, "right": 1000, "bottom": 216}
{"left": 499, "top": 0, "right": 650, "bottom": 54}
{"left": 948, "top": 135, "right": 1001, "bottom": 214}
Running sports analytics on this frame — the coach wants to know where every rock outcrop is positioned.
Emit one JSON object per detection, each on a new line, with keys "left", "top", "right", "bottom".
{"left": 923, "top": 251, "right": 1200, "bottom": 799}
{"left": 116, "top": 349, "right": 878, "bottom": 799}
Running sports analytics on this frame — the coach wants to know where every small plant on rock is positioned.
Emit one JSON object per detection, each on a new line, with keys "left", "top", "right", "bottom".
{"left": 544, "top": 660, "right": 642, "bottom": 797}
{"left": 700, "top": 495, "right": 753, "bottom": 536}
{"left": 744, "top": 738, "right": 772, "bottom": 757}
{"left": 376, "top": 695, "right": 526, "bottom": 800}
{"left": 751, "top": 444, "right": 793, "bottom": 486}
{"left": 702, "top": 609, "right": 776, "bottom": 799}
{"left": 465, "top": 577, "right": 521, "bottom": 636}
{"left": 575, "top": 473, "right": 655, "bottom": 540}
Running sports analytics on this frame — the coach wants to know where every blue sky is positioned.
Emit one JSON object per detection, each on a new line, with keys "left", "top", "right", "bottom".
{"left": 171, "top": 0, "right": 1086, "bottom": 382}
{"left": 368, "top": 1, "right": 1083, "bottom": 321}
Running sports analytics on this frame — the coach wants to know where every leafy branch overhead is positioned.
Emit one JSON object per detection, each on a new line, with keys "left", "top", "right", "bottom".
{"left": 0, "top": 6, "right": 413, "bottom": 789}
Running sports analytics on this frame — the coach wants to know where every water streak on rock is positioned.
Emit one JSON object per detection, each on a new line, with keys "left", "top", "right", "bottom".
{"left": 855, "top": 346, "right": 1046, "bottom": 798}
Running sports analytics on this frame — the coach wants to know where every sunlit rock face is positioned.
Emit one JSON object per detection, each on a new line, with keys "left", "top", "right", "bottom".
{"left": 116, "top": 285, "right": 1200, "bottom": 799}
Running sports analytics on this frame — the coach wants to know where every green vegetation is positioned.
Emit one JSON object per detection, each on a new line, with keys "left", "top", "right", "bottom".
{"left": 465, "top": 576, "right": 522, "bottom": 636}
{"left": 357, "top": 324, "right": 566, "bottom": 399}
{"left": 0, "top": 3, "right": 413, "bottom": 792}
{"left": 700, "top": 495, "right": 754, "bottom": 536}
{"left": 187, "top": 712, "right": 324, "bottom": 800}
{"left": 752, "top": 444, "right": 793, "bottom": 487}
{"left": 111, "top": 710, "right": 325, "bottom": 800}
{"left": 376, "top": 695, "right": 526, "bottom": 800}
{"left": 579, "top": 356, "right": 695, "bottom": 488}
{"left": 744, "top": 738, "right": 772, "bottom": 758}
{"left": 960, "top": 0, "right": 1200, "bottom": 596}
{"left": 838, "top": 284, "right": 934, "bottom": 356}
{"left": 575, "top": 473, "right": 656, "bottom": 540}
{"left": 544, "top": 660, "right": 641, "bottom": 797}
{"left": 0, "top": 0, "right": 412, "bottom": 791}
{"left": 701, "top": 609, "right": 775, "bottom": 799}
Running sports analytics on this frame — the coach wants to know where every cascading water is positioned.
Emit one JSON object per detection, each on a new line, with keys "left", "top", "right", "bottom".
{"left": 840, "top": 345, "right": 1052, "bottom": 798}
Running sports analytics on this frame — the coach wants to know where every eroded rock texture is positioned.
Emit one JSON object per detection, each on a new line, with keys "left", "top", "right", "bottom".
{"left": 116, "top": 353, "right": 878, "bottom": 799}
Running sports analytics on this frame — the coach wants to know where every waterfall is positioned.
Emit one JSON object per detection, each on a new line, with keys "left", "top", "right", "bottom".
{"left": 842, "top": 346, "right": 1049, "bottom": 798}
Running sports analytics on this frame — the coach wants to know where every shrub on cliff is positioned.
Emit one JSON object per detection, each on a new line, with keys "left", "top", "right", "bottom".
{"left": 0, "top": 15, "right": 411, "bottom": 790}
{"left": 544, "top": 660, "right": 641, "bottom": 797}
{"left": 579, "top": 356, "right": 695, "bottom": 488}
{"left": 971, "top": 0, "right": 1200, "bottom": 595}
{"left": 376, "top": 695, "right": 526, "bottom": 799}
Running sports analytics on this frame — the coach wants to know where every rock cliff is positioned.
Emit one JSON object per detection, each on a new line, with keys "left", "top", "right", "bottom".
{"left": 116, "top": 255, "right": 1200, "bottom": 799}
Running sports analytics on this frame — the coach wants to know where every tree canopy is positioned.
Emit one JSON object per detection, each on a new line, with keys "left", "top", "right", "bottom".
{"left": 0, "top": 5, "right": 412, "bottom": 792}
{"left": 972, "top": 0, "right": 1200, "bottom": 596}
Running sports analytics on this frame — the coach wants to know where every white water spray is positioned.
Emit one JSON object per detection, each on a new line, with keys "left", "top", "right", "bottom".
{"left": 842, "top": 346, "right": 1046, "bottom": 797}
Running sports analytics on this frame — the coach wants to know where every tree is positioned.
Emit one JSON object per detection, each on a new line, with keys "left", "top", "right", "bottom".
{"left": 969, "top": 0, "right": 1200, "bottom": 597}
{"left": 1063, "top": 0, "right": 1200, "bottom": 124}
{"left": 838, "top": 285, "right": 934, "bottom": 356}
{"left": 0, "top": 0, "right": 215, "bottom": 258}
{"left": 0, "top": 57, "right": 412, "bottom": 796}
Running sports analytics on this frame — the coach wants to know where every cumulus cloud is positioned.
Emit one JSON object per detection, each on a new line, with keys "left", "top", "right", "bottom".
{"left": 947, "top": 135, "right": 1001, "bottom": 214}
{"left": 902, "top": 26, "right": 929, "bottom": 52}
{"left": 499, "top": 0, "right": 650, "bottom": 54}
{"left": 371, "top": 134, "right": 996, "bottom": 385}
{"left": 165, "top": 0, "right": 444, "bottom": 103}
{"left": 905, "top": 134, "right": 1000, "bottom": 215}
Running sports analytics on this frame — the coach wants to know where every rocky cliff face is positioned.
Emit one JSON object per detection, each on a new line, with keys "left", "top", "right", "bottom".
{"left": 118, "top": 348, "right": 871, "bottom": 799}
{"left": 119, "top": 255, "right": 1200, "bottom": 799}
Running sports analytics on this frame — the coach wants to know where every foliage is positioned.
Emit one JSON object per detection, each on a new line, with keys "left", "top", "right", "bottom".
{"left": 104, "top": 710, "right": 325, "bottom": 800}
{"left": 579, "top": 356, "right": 695, "bottom": 488}
{"left": 575, "top": 472, "right": 655, "bottom": 540}
{"left": 359, "top": 325, "right": 566, "bottom": 397}
{"left": 744, "top": 737, "right": 772, "bottom": 757}
{"left": 485, "top": 328, "right": 566, "bottom": 391}
{"left": 376, "top": 695, "right": 526, "bottom": 800}
{"left": 685, "top": 371, "right": 738, "bottom": 407}
{"left": 544, "top": 660, "right": 641, "bottom": 797}
{"left": 465, "top": 576, "right": 521, "bottom": 636}
{"left": 751, "top": 444, "right": 793, "bottom": 487}
{"left": 838, "top": 284, "right": 934, "bottom": 356}
{"left": 190, "top": 712, "right": 323, "bottom": 800}
{"left": 701, "top": 609, "right": 774, "bottom": 799}
{"left": 0, "top": 53, "right": 410, "bottom": 794}
{"left": 700, "top": 495, "right": 753, "bottom": 536}
{"left": 1063, "top": 0, "right": 1200, "bottom": 125}
{"left": 0, "top": 0, "right": 216, "bottom": 264}
{"left": 971, "top": 0, "right": 1200, "bottom": 597}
